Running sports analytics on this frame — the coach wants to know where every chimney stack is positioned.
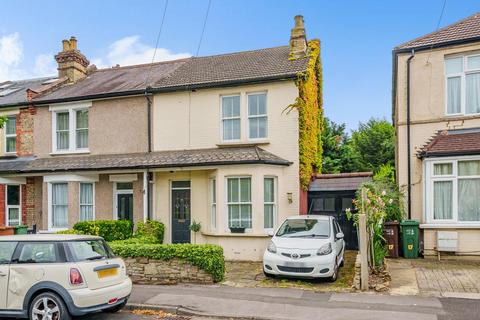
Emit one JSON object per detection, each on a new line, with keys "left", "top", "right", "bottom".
{"left": 55, "top": 36, "right": 90, "bottom": 83}
{"left": 289, "top": 15, "right": 308, "bottom": 59}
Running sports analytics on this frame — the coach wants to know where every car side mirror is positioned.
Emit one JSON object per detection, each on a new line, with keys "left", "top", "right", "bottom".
{"left": 267, "top": 230, "right": 274, "bottom": 237}
{"left": 336, "top": 232, "right": 344, "bottom": 240}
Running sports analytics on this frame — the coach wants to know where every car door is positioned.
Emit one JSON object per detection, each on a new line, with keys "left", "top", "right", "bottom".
{"left": 0, "top": 241, "right": 17, "bottom": 309}
{"left": 334, "top": 220, "right": 345, "bottom": 257}
{"left": 332, "top": 219, "right": 343, "bottom": 259}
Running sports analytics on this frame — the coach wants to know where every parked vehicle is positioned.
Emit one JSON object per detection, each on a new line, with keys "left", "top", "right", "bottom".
{"left": 263, "top": 215, "right": 345, "bottom": 281}
{"left": 0, "top": 234, "right": 132, "bottom": 319}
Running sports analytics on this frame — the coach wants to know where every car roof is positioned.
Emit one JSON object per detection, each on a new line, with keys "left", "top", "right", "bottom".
{"left": 286, "top": 215, "right": 332, "bottom": 221}
{"left": 0, "top": 234, "right": 102, "bottom": 242}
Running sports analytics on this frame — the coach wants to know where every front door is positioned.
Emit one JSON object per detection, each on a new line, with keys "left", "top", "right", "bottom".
{"left": 171, "top": 181, "right": 191, "bottom": 243}
{"left": 117, "top": 193, "right": 133, "bottom": 221}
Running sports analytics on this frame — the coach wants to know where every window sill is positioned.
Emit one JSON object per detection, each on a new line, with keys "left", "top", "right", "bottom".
{"left": 216, "top": 140, "right": 270, "bottom": 147}
{"left": 50, "top": 150, "right": 90, "bottom": 156}
{"left": 201, "top": 231, "right": 270, "bottom": 238}
{"left": 420, "top": 223, "right": 480, "bottom": 229}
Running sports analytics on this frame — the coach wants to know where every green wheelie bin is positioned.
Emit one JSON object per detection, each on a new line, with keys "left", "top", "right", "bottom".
{"left": 400, "top": 220, "right": 419, "bottom": 259}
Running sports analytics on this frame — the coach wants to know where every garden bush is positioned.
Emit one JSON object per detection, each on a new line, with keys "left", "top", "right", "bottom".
{"left": 109, "top": 242, "right": 225, "bottom": 282}
{"left": 73, "top": 220, "right": 133, "bottom": 242}
{"left": 135, "top": 220, "right": 164, "bottom": 243}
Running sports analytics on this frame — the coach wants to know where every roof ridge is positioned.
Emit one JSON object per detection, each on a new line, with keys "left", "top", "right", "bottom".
{"left": 396, "top": 12, "right": 480, "bottom": 49}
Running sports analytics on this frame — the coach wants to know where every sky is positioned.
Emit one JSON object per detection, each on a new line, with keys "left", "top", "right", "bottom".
{"left": 0, "top": 0, "right": 479, "bottom": 131}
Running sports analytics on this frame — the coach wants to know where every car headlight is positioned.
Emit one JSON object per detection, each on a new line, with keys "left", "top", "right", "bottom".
{"left": 316, "top": 243, "right": 332, "bottom": 256}
{"left": 267, "top": 241, "right": 277, "bottom": 254}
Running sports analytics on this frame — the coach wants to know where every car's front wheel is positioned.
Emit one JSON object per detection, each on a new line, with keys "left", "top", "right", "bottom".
{"left": 328, "top": 259, "right": 338, "bottom": 282}
{"left": 29, "top": 292, "right": 71, "bottom": 320}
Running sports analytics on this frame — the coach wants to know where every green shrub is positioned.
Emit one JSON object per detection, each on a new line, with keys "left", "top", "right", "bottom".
{"left": 56, "top": 229, "right": 84, "bottom": 235}
{"left": 135, "top": 220, "right": 164, "bottom": 244}
{"left": 109, "top": 242, "right": 225, "bottom": 282}
{"left": 73, "top": 220, "right": 133, "bottom": 242}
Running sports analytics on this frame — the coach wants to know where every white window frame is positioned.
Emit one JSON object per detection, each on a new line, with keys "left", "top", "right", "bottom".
{"left": 47, "top": 182, "right": 69, "bottom": 232}
{"left": 220, "top": 94, "right": 242, "bottom": 142}
{"left": 79, "top": 182, "right": 95, "bottom": 221}
{"left": 4, "top": 115, "right": 16, "bottom": 154}
{"left": 263, "top": 176, "right": 277, "bottom": 232}
{"left": 247, "top": 92, "right": 268, "bottom": 140}
{"left": 112, "top": 182, "right": 134, "bottom": 220}
{"left": 210, "top": 178, "right": 217, "bottom": 230}
{"left": 5, "top": 184, "right": 21, "bottom": 226}
{"left": 424, "top": 155, "right": 480, "bottom": 225}
{"left": 50, "top": 102, "right": 91, "bottom": 154}
{"left": 225, "top": 176, "right": 252, "bottom": 231}
{"left": 445, "top": 54, "right": 480, "bottom": 116}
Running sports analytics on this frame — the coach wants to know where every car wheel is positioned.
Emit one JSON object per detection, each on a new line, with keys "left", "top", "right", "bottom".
{"left": 339, "top": 258, "right": 345, "bottom": 267}
{"left": 263, "top": 270, "right": 275, "bottom": 278}
{"left": 29, "top": 292, "right": 71, "bottom": 320}
{"left": 328, "top": 259, "right": 338, "bottom": 282}
{"left": 102, "top": 301, "right": 127, "bottom": 313}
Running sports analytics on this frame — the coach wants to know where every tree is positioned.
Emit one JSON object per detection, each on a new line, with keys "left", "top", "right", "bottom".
{"left": 351, "top": 118, "right": 395, "bottom": 173}
{"left": 321, "top": 118, "right": 358, "bottom": 173}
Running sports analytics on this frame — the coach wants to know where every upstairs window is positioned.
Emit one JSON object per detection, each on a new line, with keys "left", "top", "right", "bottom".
{"left": 248, "top": 93, "right": 267, "bottom": 139}
{"left": 445, "top": 55, "right": 480, "bottom": 115}
{"left": 221, "top": 95, "right": 241, "bottom": 141}
{"left": 5, "top": 116, "right": 16, "bottom": 153}
{"left": 51, "top": 103, "right": 90, "bottom": 153}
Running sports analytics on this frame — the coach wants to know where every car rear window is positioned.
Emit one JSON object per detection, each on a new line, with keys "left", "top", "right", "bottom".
{"left": 0, "top": 242, "right": 17, "bottom": 264}
{"left": 68, "top": 240, "right": 114, "bottom": 261}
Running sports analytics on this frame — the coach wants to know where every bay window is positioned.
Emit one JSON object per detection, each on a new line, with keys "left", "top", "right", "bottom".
{"left": 227, "top": 177, "right": 251, "bottom": 229}
{"left": 264, "top": 177, "right": 276, "bottom": 230}
{"left": 6, "top": 185, "right": 20, "bottom": 226}
{"left": 210, "top": 179, "right": 216, "bottom": 229}
{"left": 51, "top": 183, "right": 68, "bottom": 229}
{"left": 79, "top": 182, "right": 94, "bottom": 221}
{"left": 426, "top": 158, "right": 480, "bottom": 223}
{"left": 445, "top": 54, "right": 480, "bottom": 115}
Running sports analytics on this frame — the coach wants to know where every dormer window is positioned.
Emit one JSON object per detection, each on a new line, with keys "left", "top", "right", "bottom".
{"left": 445, "top": 54, "right": 480, "bottom": 115}
{"left": 50, "top": 102, "right": 91, "bottom": 154}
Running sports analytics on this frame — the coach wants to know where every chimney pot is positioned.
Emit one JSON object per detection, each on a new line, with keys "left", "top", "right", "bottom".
{"left": 62, "top": 39, "right": 70, "bottom": 51}
{"left": 69, "top": 36, "right": 77, "bottom": 50}
{"left": 289, "top": 15, "right": 308, "bottom": 59}
{"left": 55, "top": 37, "right": 89, "bottom": 83}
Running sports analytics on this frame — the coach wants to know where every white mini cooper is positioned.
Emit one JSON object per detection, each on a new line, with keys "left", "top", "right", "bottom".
{"left": 0, "top": 234, "right": 132, "bottom": 319}
{"left": 263, "top": 215, "right": 345, "bottom": 281}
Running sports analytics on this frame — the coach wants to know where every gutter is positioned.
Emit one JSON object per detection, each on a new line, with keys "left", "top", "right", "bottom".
{"left": 394, "top": 35, "right": 480, "bottom": 54}
{"left": 406, "top": 50, "right": 415, "bottom": 220}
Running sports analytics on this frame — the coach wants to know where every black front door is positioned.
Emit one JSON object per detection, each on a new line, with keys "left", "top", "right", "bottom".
{"left": 117, "top": 193, "right": 133, "bottom": 221}
{"left": 308, "top": 191, "right": 359, "bottom": 250}
{"left": 171, "top": 181, "right": 191, "bottom": 243}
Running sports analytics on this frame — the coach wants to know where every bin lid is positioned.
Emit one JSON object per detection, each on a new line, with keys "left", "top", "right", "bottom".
{"left": 400, "top": 220, "right": 419, "bottom": 226}
{"left": 384, "top": 221, "right": 400, "bottom": 226}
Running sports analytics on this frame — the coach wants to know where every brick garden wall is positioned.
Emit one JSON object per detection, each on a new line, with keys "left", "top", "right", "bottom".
{"left": 124, "top": 258, "right": 213, "bottom": 285}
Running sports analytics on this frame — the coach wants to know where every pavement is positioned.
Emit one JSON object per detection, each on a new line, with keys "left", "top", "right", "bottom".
{"left": 127, "top": 284, "right": 480, "bottom": 320}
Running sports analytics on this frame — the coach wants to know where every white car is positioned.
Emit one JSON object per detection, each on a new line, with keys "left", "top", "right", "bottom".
{"left": 0, "top": 234, "right": 132, "bottom": 319}
{"left": 263, "top": 215, "right": 345, "bottom": 281}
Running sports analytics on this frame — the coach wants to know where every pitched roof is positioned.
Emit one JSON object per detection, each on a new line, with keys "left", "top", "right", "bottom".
{"left": 396, "top": 12, "right": 480, "bottom": 51}
{"left": 0, "top": 147, "right": 291, "bottom": 174}
{"left": 0, "top": 77, "right": 57, "bottom": 107}
{"left": 418, "top": 129, "right": 480, "bottom": 158}
{"left": 309, "top": 172, "right": 372, "bottom": 192}
{"left": 34, "top": 46, "right": 308, "bottom": 104}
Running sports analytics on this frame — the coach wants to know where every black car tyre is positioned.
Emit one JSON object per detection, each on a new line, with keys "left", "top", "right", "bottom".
{"left": 263, "top": 270, "right": 275, "bottom": 278}
{"left": 328, "top": 259, "right": 338, "bottom": 282}
{"left": 29, "top": 291, "right": 71, "bottom": 320}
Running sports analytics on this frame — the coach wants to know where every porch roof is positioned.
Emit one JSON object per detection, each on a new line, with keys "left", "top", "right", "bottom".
{"left": 0, "top": 146, "right": 291, "bottom": 174}
{"left": 418, "top": 129, "right": 480, "bottom": 159}
{"left": 309, "top": 172, "right": 373, "bottom": 192}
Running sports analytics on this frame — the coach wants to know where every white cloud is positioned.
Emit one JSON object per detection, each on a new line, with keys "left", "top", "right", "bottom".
{"left": 33, "top": 53, "right": 57, "bottom": 78}
{"left": 93, "top": 35, "right": 191, "bottom": 68}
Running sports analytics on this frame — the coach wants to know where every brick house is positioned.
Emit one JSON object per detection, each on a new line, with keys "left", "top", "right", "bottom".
{"left": 0, "top": 16, "right": 321, "bottom": 260}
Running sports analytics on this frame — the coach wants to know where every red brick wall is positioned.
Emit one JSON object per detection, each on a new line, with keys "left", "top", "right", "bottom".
{"left": 299, "top": 188, "right": 308, "bottom": 215}
{"left": 16, "top": 107, "right": 35, "bottom": 156}
{"left": 24, "top": 178, "right": 36, "bottom": 227}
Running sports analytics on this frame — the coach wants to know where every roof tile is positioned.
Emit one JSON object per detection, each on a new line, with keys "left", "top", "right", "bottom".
{"left": 418, "top": 129, "right": 480, "bottom": 158}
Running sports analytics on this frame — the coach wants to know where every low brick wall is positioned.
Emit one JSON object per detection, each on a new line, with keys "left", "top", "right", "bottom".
{"left": 124, "top": 257, "right": 214, "bottom": 285}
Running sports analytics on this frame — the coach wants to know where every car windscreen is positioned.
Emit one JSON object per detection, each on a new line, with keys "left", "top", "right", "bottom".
{"left": 276, "top": 219, "right": 330, "bottom": 238}
{"left": 68, "top": 240, "right": 114, "bottom": 261}
{"left": 0, "top": 242, "right": 17, "bottom": 264}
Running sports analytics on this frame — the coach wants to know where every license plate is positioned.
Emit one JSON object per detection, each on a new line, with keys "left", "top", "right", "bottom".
{"left": 284, "top": 261, "right": 306, "bottom": 267}
{"left": 97, "top": 268, "right": 118, "bottom": 279}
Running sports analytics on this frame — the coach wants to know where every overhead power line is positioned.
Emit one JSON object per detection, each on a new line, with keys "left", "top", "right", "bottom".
{"left": 195, "top": 0, "right": 212, "bottom": 57}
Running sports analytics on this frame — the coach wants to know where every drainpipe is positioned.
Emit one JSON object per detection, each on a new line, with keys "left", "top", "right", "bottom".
{"left": 145, "top": 90, "right": 153, "bottom": 220}
{"left": 406, "top": 50, "right": 415, "bottom": 220}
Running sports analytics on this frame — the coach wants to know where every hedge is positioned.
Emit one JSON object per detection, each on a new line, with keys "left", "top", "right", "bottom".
{"left": 109, "top": 242, "right": 225, "bottom": 282}
{"left": 135, "top": 220, "right": 164, "bottom": 243}
{"left": 73, "top": 220, "right": 133, "bottom": 242}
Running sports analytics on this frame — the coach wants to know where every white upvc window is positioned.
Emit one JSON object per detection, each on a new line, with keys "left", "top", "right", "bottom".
{"left": 263, "top": 176, "right": 276, "bottom": 230}
{"left": 5, "top": 184, "right": 21, "bottom": 226}
{"left": 248, "top": 93, "right": 268, "bottom": 139}
{"left": 210, "top": 179, "right": 216, "bottom": 229}
{"left": 50, "top": 182, "right": 69, "bottom": 230}
{"left": 221, "top": 95, "right": 241, "bottom": 141}
{"left": 79, "top": 182, "right": 95, "bottom": 221}
{"left": 5, "top": 116, "right": 16, "bottom": 154}
{"left": 425, "top": 157, "right": 480, "bottom": 224}
{"left": 445, "top": 54, "right": 480, "bottom": 115}
{"left": 51, "top": 102, "right": 91, "bottom": 153}
{"left": 226, "top": 177, "right": 252, "bottom": 229}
